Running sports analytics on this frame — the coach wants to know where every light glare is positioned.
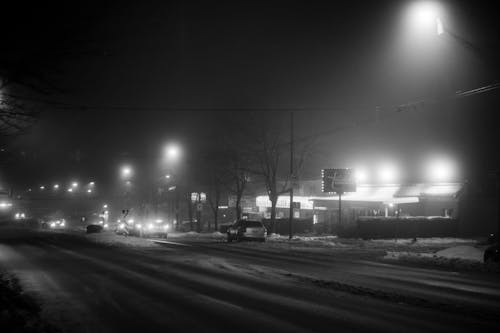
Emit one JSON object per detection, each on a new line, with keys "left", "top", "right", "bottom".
{"left": 406, "top": 1, "right": 443, "bottom": 36}
{"left": 378, "top": 164, "right": 398, "bottom": 183}
{"left": 427, "top": 157, "right": 456, "bottom": 182}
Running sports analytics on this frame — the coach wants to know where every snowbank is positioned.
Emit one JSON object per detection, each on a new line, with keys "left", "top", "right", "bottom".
{"left": 385, "top": 245, "right": 483, "bottom": 263}
{"left": 382, "top": 244, "right": 496, "bottom": 272}
{"left": 85, "top": 231, "right": 161, "bottom": 248}
{"left": 167, "top": 231, "right": 226, "bottom": 240}
{"left": 435, "top": 245, "right": 483, "bottom": 262}
{"left": 372, "top": 237, "right": 475, "bottom": 246}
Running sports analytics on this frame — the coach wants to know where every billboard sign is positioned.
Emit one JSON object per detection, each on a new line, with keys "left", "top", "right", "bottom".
{"left": 322, "top": 168, "right": 356, "bottom": 194}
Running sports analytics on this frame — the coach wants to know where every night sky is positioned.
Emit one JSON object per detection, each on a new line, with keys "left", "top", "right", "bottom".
{"left": 1, "top": 0, "right": 499, "bottom": 190}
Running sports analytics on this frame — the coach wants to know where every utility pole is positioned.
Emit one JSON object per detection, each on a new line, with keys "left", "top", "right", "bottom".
{"left": 175, "top": 188, "right": 180, "bottom": 231}
{"left": 289, "top": 111, "right": 294, "bottom": 240}
{"left": 338, "top": 192, "right": 342, "bottom": 227}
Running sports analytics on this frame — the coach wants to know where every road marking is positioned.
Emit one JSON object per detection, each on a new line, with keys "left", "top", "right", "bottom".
{"left": 149, "top": 239, "right": 192, "bottom": 247}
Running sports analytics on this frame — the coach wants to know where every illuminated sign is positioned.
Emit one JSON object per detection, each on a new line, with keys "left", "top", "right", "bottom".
{"left": 322, "top": 168, "right": 356, "bottom": 193}
{"left": 256, "top": 196, "right": 314, "bottom": 210}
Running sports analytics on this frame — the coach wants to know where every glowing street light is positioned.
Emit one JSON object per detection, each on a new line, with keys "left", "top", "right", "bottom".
{"left": 39, "top": 185, "right": 45, "bottom": 190}
{"left": 165, "top": 174, "right": 171, "bottom": 179}
{"left": 71, "top": 182, "right": 78, "bottom": 188}
{"left": 426, "top": 157, "right": 457, "bottom": 182}
{"left": 378, "top": 164, "right": 399, "bottom": 183}
{"left": 406, "top": 1, "right": 443, "bottom": 36}
{"left": 354, "top": 168, "right": 368, "bottom": 184}
{"left": 89, "top": 181, "right": 95, "bottom": 186}
{"left": 87, "top": 189, "right": 93, "bottom": 193}
{"left": 121, "top": 165, "right": 133, "bottom": 179}
{"left": 67, "top": 188, "right": 73, "bottom": 193}
{"left": 165, "top": 143, "right": 181, "bottom": 161}
{"left": 53, "top": 184, "right": 60, "bottom": 190}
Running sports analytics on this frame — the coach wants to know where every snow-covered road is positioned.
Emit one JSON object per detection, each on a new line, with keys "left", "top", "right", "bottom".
{"left": 1, "top": 228, "right": 499, "bottom": 332}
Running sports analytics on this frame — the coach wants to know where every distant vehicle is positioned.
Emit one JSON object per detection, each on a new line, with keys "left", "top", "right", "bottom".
{"left": 141, "top": 220, "right": 170, "bottom": 238}
{"left": 484, "top": 243, "right": 500, "bottom": 263}
{"left": 484, "top": 233, "right": 500, "bottom": 263}
{"left": 46, "top": 219, "right": 66, "bottom": 229}
{"left": 115, "top": 218, "right": 169, "bottom": 238}
{"left": 14, "top": 212, "right": 26, "bottom": 220}
{"left": 227, "top": 220, "right": 266, "bottom": 242}
{"left": 86, "top": 224, "right": 103, "bottom": 233}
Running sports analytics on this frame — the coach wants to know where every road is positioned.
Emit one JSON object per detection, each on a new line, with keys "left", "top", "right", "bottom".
{"left": 1, "top": 228, "right": 499, "bottom": 332}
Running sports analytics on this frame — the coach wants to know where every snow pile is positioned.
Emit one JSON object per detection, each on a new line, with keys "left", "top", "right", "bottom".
{"left": 383, "top": 244, "right": 491, "bottom": 272}
{"left": 435, "top": 245, "right": 483, "bottom": 262}
{"left": 167, "top": 231, "right": 226, "bottom": 240}
{"left": 265, "top": 234, "right": 344, "bottom": 248}
{"left": 85, "top": 231, "right": 160, "bottom": 248}
{"left": 385, "top": 245, "right": 483, "bottom": 263}
{"left": 372, "top": 238, "right": 474, "bottom": 246}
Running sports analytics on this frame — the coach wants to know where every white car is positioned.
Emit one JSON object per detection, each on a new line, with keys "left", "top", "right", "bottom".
{"left": 227, "top": 220, "right": 267, "bottom": 242}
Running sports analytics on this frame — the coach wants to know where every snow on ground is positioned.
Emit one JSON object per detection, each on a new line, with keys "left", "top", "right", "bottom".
{"left": 436, "top": 245, "right": 484, "bottom": 261}
{"left": 168, "top": 231, "right": 226, "bottom": 241}
{"left": 371, "top": 237, "right": 475, "bottom": 246}
{"left": 384, "top": 245, "right": 484, "bottom": 263}
{"left": 266, "top": 234, "right": 346, "bottom": 248}
{"left": 84, "top": 231, "right": 161, "bottom": 248}
{"left": 383, "top": 244, "right": 498, "bottom": 272}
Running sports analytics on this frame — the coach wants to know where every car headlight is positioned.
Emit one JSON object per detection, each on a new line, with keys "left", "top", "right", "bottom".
{"left": 103, "top": 224, "right": 108, "bottom": 228}
{"left": 119, "top": 223, "right": 125, "bottom": 229}
{"left": 60, "top": 222, "right": 65, "bottom": 227}
{"left": 50, "top": 222, "right": 56, "bottom": 228}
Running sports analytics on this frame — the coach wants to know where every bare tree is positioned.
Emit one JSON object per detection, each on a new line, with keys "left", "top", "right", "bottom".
{"left": 0, "top": 93, "right": 39, "bottom": 137}
{"left": 207, "top": 174, "right": 223, "bottom": 232}
{"left": 227, "top": 151, "right": 250, "bottom": 221}
{"left": 250, "top": 113, "right": 314, "bottom": 234}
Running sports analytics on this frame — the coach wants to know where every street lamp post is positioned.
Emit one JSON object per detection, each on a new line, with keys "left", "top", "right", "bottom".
{"left": 288, "top": 111, "right": 294, "bottom": 240}
{"left": 163, "top": 143, "right": 183, "bottom": 231}
{"left": 191, "top": 192, "right": 205, "bottom": 233}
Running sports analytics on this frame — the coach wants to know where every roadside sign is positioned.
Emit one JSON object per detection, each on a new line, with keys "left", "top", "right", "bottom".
{"left": 322, "top": 168, "right": 356, "bottom": 193}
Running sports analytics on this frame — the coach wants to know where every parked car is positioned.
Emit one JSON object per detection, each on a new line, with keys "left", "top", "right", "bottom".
{"left": 86, "top": 224, "right": 103, "bottom": 234}
{"left": 227, "top": 220, "right": 266, "bottom": 242}
{"left": 483, "top": 233, "right": 500, "bottom": 264}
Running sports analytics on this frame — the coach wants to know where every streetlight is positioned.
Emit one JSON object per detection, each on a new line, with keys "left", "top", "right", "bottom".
{"left": 426, "top": 157, "right": 457, "bottom": 182}
{"left": 354, "top": 168, "right": 369, "bottom": 184}
{"left": 405, "top": 1, "right": 443, "bottom": 36}
{"left": 53, "top": 184, "right": 59, "bottom": 190}
{"left": 71, "top": 182, "right": 78, "bottom": 188}
{"left": 378, "top": 163, "right": 399, "bottom": 183}
{"left": 163, "top": 143, "right": 183, "bottom": 230}
{"left": 165, "top": 143, "right": 181, "bottom": 161}
{"left": 121, "top": 165, "right": 133, "bottom": 179}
